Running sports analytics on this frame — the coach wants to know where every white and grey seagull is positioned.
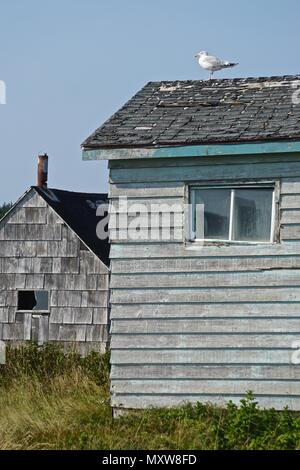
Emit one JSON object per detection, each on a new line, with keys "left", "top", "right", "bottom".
{"left": 195, "top": 51, "right": 238, "bottom": 80}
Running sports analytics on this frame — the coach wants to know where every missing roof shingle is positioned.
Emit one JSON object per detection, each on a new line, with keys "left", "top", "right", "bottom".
{"left": 157, "top": 100, "right": 245, "bottom": 108}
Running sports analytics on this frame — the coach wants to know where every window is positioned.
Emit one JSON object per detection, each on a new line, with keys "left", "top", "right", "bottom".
{"left": 190, "top": 184, "right": 275, "bottom": 243}
{"left": 17, "top": 290, "right": 49, "bottom": 311}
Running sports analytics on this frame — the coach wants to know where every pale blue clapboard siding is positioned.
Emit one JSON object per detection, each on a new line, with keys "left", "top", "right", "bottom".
{"left": 109, "top": 154, "right": 300, "bottom": 411}
{"left": 109, "top": 158, "right": 300, "bottom": 184}
{"left": 111, "top": 395, "right": 300, "bottom": 411}
{"left": 110, "top": 302, "right": 300, "bottom": 318}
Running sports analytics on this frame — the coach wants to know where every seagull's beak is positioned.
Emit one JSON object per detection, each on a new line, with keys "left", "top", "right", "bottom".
{"left": 194, "top": 54, "right": 198, "bottom": 58}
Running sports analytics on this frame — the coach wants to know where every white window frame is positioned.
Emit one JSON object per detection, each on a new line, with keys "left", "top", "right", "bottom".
{"left": 190, "top": 182, "right": 276, "bottom": 244}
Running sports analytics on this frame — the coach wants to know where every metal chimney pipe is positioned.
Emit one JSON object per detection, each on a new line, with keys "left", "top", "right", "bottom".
{"left": 37, "top": 154, "right": 48, "bottom": 187}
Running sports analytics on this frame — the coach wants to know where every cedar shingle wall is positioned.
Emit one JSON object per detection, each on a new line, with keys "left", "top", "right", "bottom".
{"left": 0, "top": 189, "right": 109, "bottom": 355}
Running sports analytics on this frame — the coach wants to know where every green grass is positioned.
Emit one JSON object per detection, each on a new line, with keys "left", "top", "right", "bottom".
{"left": 0, "top": 343, "right": 300, "bottom": 450}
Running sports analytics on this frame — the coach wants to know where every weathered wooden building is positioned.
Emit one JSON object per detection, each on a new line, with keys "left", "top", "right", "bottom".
{"left": 83, "top": 75, "right": 300, "bottom": 411}
{"left": 0, "top": 185, "right": 109, "bottom": 355}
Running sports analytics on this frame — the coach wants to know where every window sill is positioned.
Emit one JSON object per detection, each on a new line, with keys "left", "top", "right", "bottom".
{"left": 16, "top": 310, "right": 50, "bottom": 314}
{"left": 187, "top": 240, "right": 279, "bottom": 247}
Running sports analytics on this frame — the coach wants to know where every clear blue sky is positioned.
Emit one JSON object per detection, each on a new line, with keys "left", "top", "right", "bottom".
{"left": 0, "top": 0, "right": 300, "bottom": 202}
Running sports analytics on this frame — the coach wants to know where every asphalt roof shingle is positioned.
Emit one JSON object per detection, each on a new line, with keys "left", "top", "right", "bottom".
{"left": 82, "top": 75, "right": 300, "bottom": 149}
{"left": 34, "top": 187, "right": 109, "bottom": 266}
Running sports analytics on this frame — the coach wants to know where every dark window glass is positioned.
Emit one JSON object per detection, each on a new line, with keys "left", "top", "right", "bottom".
{"left": 18, "top": 291, "right": 49, "bottom": 311}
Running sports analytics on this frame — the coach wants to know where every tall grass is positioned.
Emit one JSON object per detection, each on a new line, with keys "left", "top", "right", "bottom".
{"left": 0, "top": 343, "right": 300, "bottom": 450}
{"left": 0, "top": 342, "right": 109, "bottom": 387}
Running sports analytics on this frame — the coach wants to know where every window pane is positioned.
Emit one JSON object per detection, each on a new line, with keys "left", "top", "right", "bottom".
{"left": 195, "top": 189, "right": 231, "bottom": 240}
{"left": 232, "top": 189, "right": 273, "bottom": 242}
{"left": 18, "top": 291, "right": 36, "bottom": 310}
{"left": 18, "top": 290, "right": 49, "bottom": 311}
{"left": 34, "top": 291, "right": 49, "bottom": 311}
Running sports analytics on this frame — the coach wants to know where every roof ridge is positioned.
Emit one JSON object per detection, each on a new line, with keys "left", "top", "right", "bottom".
{"left": 145, "top": 74, "right": 300, "bottom": 85}
{"left": 31, "top": 186, "right": 107, "bottom": 197}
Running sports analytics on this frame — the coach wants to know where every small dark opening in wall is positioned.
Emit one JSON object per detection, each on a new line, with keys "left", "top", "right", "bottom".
{"left": 80, "top": 241, "right": 89, "bottom": 251}
{"left": 17, "top": 291, "right": 49, "bottom": 311}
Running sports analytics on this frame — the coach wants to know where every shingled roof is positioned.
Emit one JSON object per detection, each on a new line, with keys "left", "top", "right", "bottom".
{"left": 82, "top": 75, "right": 300, "bottom": 149}
{"left": 34, "top": 187, "right": 109, "bottom": 266}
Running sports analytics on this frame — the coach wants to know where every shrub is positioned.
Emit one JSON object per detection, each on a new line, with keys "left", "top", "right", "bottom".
{"left": 0, "top": 202, "right": 12, "bottom": 220}
{"left": 210, "top": 392, "right": 300, "bottom": 450}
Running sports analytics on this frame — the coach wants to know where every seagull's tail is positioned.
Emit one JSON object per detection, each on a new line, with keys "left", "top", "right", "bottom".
{"left": 224, "top": 62, "right": 239, "bottom": 68}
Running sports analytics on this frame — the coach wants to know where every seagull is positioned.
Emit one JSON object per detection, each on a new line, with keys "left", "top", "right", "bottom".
{"left": 195, "top": 51, "right": 238, "bottom": 80}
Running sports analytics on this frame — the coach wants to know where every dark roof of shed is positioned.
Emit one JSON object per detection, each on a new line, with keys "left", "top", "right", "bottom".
{"left": 82, "top": 75, "right": 300, "bottom": 149}
{"left": 34, "top": 187, "right": 109, "bottom": 266}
